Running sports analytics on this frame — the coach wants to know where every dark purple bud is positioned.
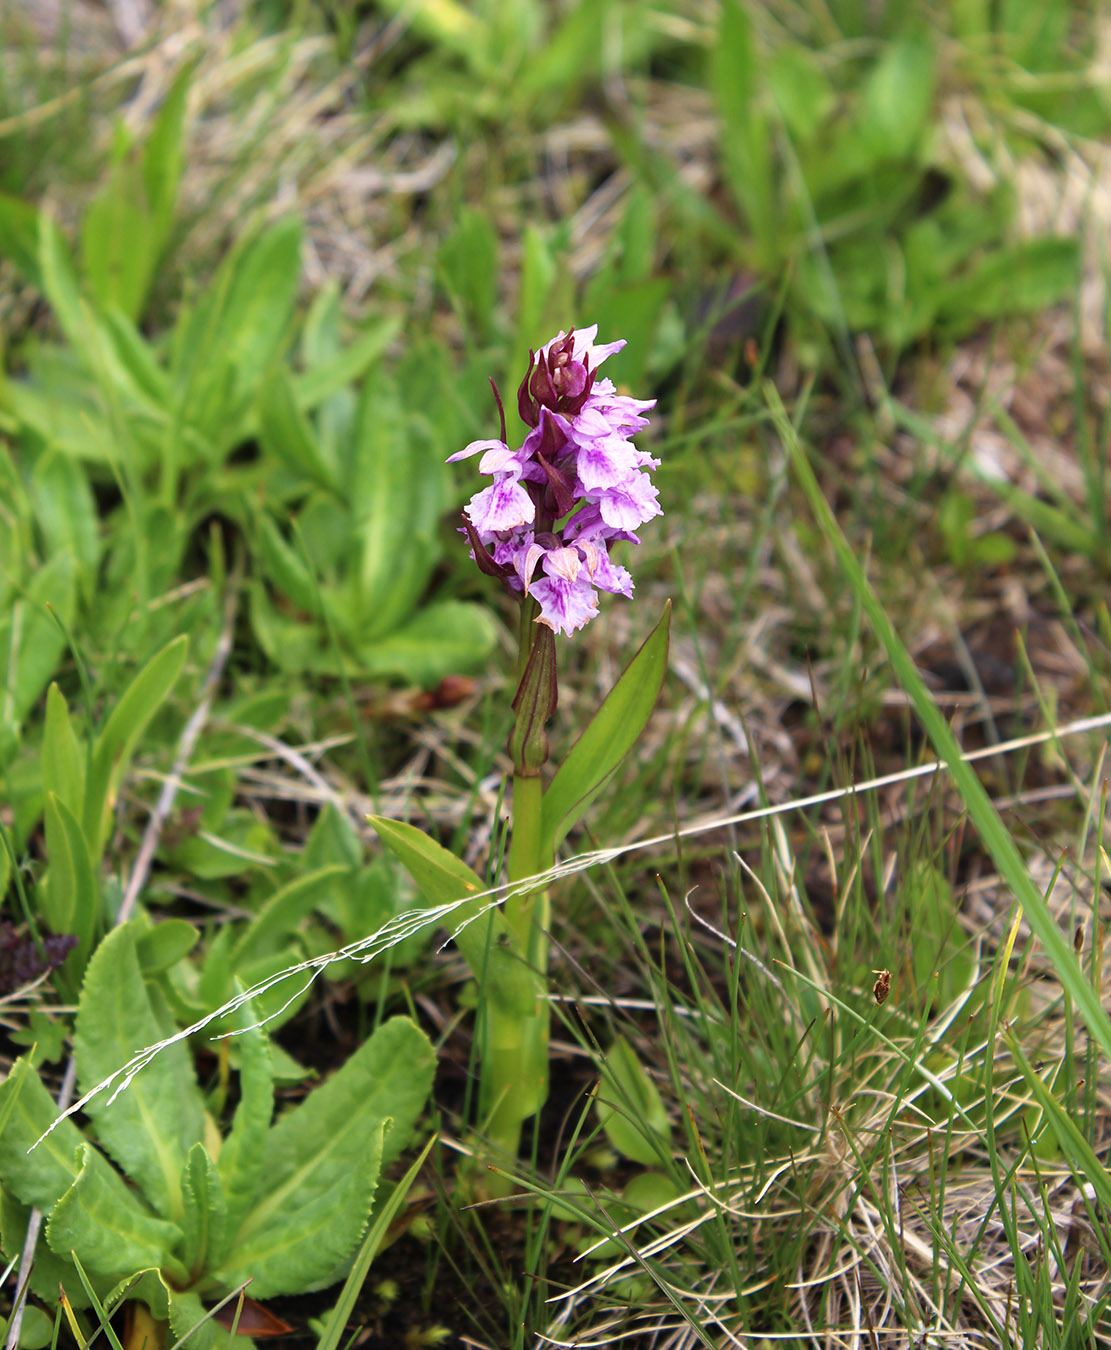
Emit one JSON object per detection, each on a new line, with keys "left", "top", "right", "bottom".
{"left": 536, "top": 453, "right": 577, "bottom": 520}
{"left": 488, "top": 378, "right": 507, "bottom": 446}
{"left": 460, "top": 515, "right": 513, "bottom": 580}
{"left": 517, "top": 350, "right": 540, "bottom": 427}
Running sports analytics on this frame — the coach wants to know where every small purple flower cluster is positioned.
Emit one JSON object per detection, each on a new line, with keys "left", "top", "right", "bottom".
{"left": 449, "top": 327, "right": 660, "bottom": 635}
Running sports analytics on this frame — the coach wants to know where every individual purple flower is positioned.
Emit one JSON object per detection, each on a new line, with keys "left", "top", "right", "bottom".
{"left": 448, "top": 328, "right": 659, "bottom": 635}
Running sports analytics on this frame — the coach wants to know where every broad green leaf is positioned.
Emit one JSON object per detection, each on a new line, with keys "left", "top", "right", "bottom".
{"left": 167, "top": 1289, "right": 244, "bottom": 1350}
{"left": 0, "top": 1057, "right": 90, "bottom": 1210}
{"left": 41, "top": 794, "right": 99, "bottom": 983}
{"left": 438, "top": 209, "right": 499, "bottom": 337}
{"left": 540, "top": 602, "right": 670, "bottom": 854}
{"left": 0, "top": 552, "right": 76, "bottom": 726}
{"left": 940, "top": 236, "right": 1078, "bottom": 329}
{"left": 82, "top": 141, "right": 159, "bottom": 321}
{"left": 596, "top": 1036, "right": 673, "bottom": 1166}
{"left": 46, "top": 1143, "right": 182, "bottom": 1280}
{"left": 135, "top": 918, "right": 200, "bottom": 974}
{"left": 711, "top": 0, "right": 775, "bottom": 266}
{"left": 255, "top": 514, "right": 323, "bottom": 618}
{"left": 357, "top": 600, "right": 497, "bottom": 684}
{"left": 100, "top": 310, "right": 171, "bottom": 408}
{"left": 30, "top": 453, "right": 99, "bottom": 599}
{"left": 84, "top": 634, "right": 188, "bottom": 859}
{"left": 258, "top": 366, "right": 339, "bottom": 491}
{"left": 350, "top": 376, "right": 424, "bottom": 619}
{"left": 0, "top": 192, "right": 42, "bottom": 288}
{"left": 231, "top": 865, "right": 348, "bottom": 967}
{"left": 0, "top": 1190, "right": 110, "bottom": 1308}
{"left": 293, "top": 316, "right": 401, "bottom": 411}
{"left": 178, "top": 1143, "right": 226, "bottom": 1278}
{"left": 214, "top": 1017, "right": 434, "bottom": 1297}
{"left": 860, "top": 36, "right": 935, "bottom": 162}
{"left": 215, "top": 1003, "right": 274, "bottom": 1251}
{"left": 768, "top": 45, "right": 833, "bottom": 144}
{"left": 368, "top": 817, "right": 537, "bottom": 1018}
{"left": 74, "top": 923, "right": 205, "bottom": 1220}
{"left": 42, "top": 684, "right": 85, "bottom": 821}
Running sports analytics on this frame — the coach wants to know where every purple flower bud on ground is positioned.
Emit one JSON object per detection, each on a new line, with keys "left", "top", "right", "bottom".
{"left": 449, "top": 327, "right": 659, "bottom": 635}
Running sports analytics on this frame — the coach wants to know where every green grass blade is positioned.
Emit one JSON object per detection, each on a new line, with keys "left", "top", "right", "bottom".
{"left": 766, "top": 379, "right": 1111, "bottom": 1065}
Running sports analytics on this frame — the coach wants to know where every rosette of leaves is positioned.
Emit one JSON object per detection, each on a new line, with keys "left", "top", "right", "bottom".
{"left": 248, "top": 295, "right": 497, "bottom": 685}
{"left": 0, "top": 921, "right": 435, "bottom": 1349}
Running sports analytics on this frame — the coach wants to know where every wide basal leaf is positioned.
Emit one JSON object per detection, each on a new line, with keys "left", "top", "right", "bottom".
{"left": 596, "top": 1036, "right": 673, "bottom": 1167}
{"left": 0, "top": 552, "right": 76, "bottom": 728}
{"left": 74, "top": 923, "right": 205, "bottom": 1221}
{"left": 367, "top": 817, "right": 538, "bottom": 1017}
{"left": 357, "top": 600, "right": 497, "bottom": 684}
{"left": 540, "top": 602, "right": 670, "bottom": 855}
{"left": 212, "top": 1016, "right": 433, "bottom": 1298}
{"left": 0, "top": 1056, "right": 93, "bottom": 1211}
{"left": 1, "top": 1188, "right": 110, "bottom": 1308}
{"left": 46, "top": 1144, "right": 183, "bottom": 1280}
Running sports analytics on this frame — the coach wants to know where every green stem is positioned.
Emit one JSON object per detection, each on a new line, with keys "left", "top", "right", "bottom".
{"left": 477, "top": 604, "right": 552, "bottom": 1182}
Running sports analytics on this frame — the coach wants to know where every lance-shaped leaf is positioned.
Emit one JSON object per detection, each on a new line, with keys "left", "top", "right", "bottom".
{"left": 83, "top": 635, "right": 188, "bottom": 860}
{"left": 215, "top": 1001, "right": 274, "bottom": 1254}
{"left": 179, "top": 1143, "right": 226, "bottom": 1280}
{"left": 74, "top": 922, "right": 205, "bottom": 1221}
{"left": 41, "top": 793, "right": 99, "bottom": 987}
{"left": 46, "top": 1143, "right": 183, "bottom": 1280}
{"left": 368, "top": 817, "right": 538, "bottom": 1017}
{"left": 540, "top": 602, "right": 670, "bottom": 855}
{"left": 213, "top": 1016, "right": 433, "bottom": 1298}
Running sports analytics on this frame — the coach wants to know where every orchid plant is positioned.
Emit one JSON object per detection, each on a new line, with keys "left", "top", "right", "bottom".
{"left": 371, "top": 328, "right": 669, "bottom": 1183}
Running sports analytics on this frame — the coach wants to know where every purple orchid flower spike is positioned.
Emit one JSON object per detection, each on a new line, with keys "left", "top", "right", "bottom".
{"left": 448, "top": 327, "right": 660, "bottom": 637}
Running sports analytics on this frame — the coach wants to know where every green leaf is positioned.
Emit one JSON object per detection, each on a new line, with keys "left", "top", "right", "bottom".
{"left": 178, "top": 1143, "right": 226, "bottom": 1278}
{"left": 258, "top": 366, "right": 339, "bottom": 492}
{"left": 0, "top": 1057, "right": 90, "bottom": 1211}
{"left": 768, "top": 45, "right": 833, "bottom": 144}
{"left": 231, "top": 866, "right": 348, "bottom": 967}
{"left": 42, "top": 684, "right": 85, "bottom": 821}
{"left": 313, "top": 1133, "right": 437, "bottom": 1350}
{"left": 74, "top": 923, "right": 205, "bottom": 1220}
{"left": 0, "top": 1189, "right": 109, "bottom": 1309}
{"left": 46, "top": 1143, "right": 182, "bottom": 1280}
{"left": 84, "top": 634, "right": 188, "bottom": 859}
{"left": 367, "top": 817, "right": 538, "bottom": 1018}
{"left": 29, "top": 453, "right": 99, "bottom": 597}
{"left": 940, "top": 236, "right": 1078, "bottom": 329}
{"left": 214, "top": 1017, "right": 434, "bottom": 1298}
{"left": 357, "top": 600, "right": 497, "bottom": 685}
{"left": 255, "top": 514, "right": 324, "bottom": 618}
{"left": 438, "top": 209, "right": 499, "bottom": 337}
{"left": 134, "top": 918, "right": 200, "bottom": 974}
{"left": 215, "top": 1003, "right": 274, "bottom": 1251}
{"left": 596, "top": 1036, "right": 673, "bottom": 1166}
{"left": 711, "top": 0, "right": 775, "bottom": 265}
{"left": 41, "top": 793, "right": 99, "bottom": 983}
{"left": 540, "top": 602, "right": 670, "bottom": 854}
{"left": 293, "top": 316, "right": 401, "bottom": 412}
{"left": 0, "top": 552, "right": 76, "bottom": 726}
{"left": 142, "top": 61, "right": 192, "bottom": 242}
{"left": 81, "top": 139, "right": 159, "bottom": 321}
{"left": 768, "top": 381, "right": 1111, "bottom": 1076}
{"left": 860, "top": 36, "right": 935, "bottom": 162}
{"left": 0, "top": 192, "right": 43, "bottom": 288}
